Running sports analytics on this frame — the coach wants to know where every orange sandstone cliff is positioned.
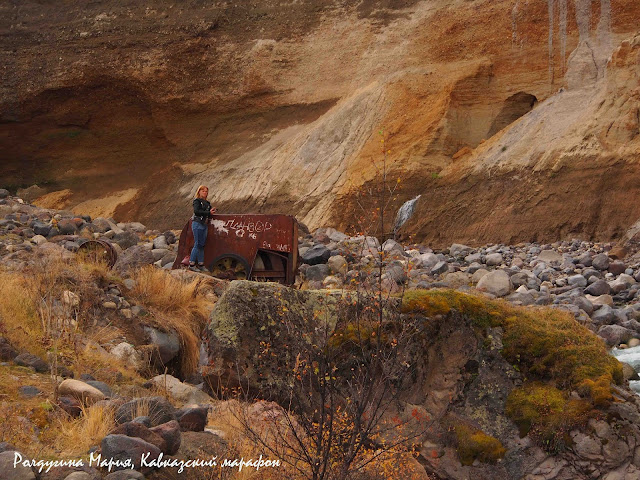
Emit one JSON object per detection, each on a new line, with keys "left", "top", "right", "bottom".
{"left": 1, "top": 0, "right": 639, "bottom": 246}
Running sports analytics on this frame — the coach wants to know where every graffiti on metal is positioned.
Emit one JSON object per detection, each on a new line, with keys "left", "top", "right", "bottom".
{"left": 211, "top": 218, "right": 273, "bottom": 236}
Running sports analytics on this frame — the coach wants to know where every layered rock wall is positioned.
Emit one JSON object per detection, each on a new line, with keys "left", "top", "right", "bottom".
{"left": 1, "top": 0, "right": 639, "bottom": 244}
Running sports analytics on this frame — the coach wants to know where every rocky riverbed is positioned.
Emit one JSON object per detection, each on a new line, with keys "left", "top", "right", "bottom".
{"left": 298, "top": 229, "right": 640, "bottom": 352}
{"left": 3, "top": 191, "right": 640, "bottom": 479}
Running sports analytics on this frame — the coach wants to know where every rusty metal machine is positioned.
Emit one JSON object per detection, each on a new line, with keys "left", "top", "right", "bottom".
{"left": 172, "top": 214, "right": 299, "bottom": 284}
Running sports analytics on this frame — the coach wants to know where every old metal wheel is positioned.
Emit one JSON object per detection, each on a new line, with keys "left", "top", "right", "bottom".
{"left": 249, "top": 250, "right": 287, "bottom": 284}
{"left": 77, "top": 239, "right": 117, "bottom": 268}
{"left": 209, "top": 255, "right": 249, "bottom": 281}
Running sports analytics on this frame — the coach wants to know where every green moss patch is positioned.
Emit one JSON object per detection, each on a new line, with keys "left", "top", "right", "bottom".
{"left": 402, "top": 289, "right": 504, "bottom": 329}
{"left": 402, "top": 289, "right": 624, "bottom": 452}
{"left": 454, "top": 422, "right": 506, "bottom": 465}
{"left": 505, "top": 383, "right": 591, "bottom": 452}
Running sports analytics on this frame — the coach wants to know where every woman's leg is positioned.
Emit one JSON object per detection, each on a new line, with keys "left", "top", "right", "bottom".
{"left": 190, "top": 222, "right": 206, "bottom": 264}
{"left": 198, "top": 226, "right": 208, "bottom": 266}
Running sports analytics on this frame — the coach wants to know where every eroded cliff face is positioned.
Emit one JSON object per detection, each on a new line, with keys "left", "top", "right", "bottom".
{"left": 1, "top": 0, "right": 639, "bottom": 244}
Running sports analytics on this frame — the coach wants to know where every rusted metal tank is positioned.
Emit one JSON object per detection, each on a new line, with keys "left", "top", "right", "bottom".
{"left": 172, "top": 214, "right": 299, "bottom": 284}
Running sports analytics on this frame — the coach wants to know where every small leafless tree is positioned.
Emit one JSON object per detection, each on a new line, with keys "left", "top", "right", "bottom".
{"left": 229, "top": 131, "right": 429, "bottom": 480}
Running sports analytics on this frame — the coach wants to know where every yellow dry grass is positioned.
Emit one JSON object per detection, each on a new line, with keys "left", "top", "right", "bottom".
{"left": 0, "top": 254, "right": 217, "bottom": 460}
{"left": 129, "top": 266, "right": 211, "bottom": 378}
{"left": 0, "top": 270, "right": 44, "bottom": 357}
{"left": 48, "top": 404, "right": 116, "bottom": 456}
{"left": 0, "top": 365, "right": 56, "bottom": 456}
{"left": 0, "top": 259, "right": 141, "bottom": 384}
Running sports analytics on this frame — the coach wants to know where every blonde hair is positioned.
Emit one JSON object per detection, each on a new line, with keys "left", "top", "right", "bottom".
{"left": 193, "top": 185, "right": 208, "bottom": 199}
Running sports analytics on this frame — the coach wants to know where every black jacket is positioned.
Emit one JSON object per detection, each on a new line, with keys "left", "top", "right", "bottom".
{"left": 192, "top": 198, "right": 212, "bottom": 223}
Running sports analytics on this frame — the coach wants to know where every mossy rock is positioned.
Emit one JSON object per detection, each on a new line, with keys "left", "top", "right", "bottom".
{"left": 205, "top": 281, "right": 401, "bottom": 401}
{"left": 401, "top": 289, "right": 625, "bottom": 453}
{"left": 402, "top": 289, "right": 622, "bottom": 394}
{"left": 205, "top": 281, "right": 346, "bottom": 398}
{"left": 505, "top": 382, "right": 591, "bottom": 453}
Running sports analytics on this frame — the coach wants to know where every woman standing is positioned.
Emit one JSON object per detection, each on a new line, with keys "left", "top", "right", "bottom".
{"left": 189, "top": 185, "right": 216, "bottom": 272}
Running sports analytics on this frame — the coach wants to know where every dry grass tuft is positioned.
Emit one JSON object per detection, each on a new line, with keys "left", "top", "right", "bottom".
{"left": 129, "top": 266, "right": 206, "bottom": 312}
{"left": 129, "top": 266, "right": 211, "bottom": 377}
{"left": 49, "top": 404, "right": 116, "bottom": 456}
{"left": 0, "top": 365, "right": 56, "bottom": 456}
{"left": 0, "top": 270, "right": 43, "bottom": 356}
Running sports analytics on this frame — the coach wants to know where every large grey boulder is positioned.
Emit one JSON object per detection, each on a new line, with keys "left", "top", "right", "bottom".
{"left": 109, "top": 422, "right": 167, "bottom": 453}
{"left": 476, "top": 270, "right": 511, "bottom": 297}
{"left": 144, "top": 327, "right": 180, "bottom": 364}
{"left": 585, "top": 279, "right": 611, "bottom": 296}
{"left": 567, "top": 275, "right": 588, "bottom": 287}
{"left": 0, "top": 337, "right": 18, "bottom": 361}
{"left": 609, "top": 261, "right": 627, "bottom": 275}
{"left": 301, "top": 244, "right": 331, "bottom": 265}
{"left": 573, "top": 296, "right": 594, "bottom": 316}
{"left": 418, "top": 252, "right": 439, "bottom": 269}
{"left": 58, "top": 379, "right": 105, "bottom": 405}
{"left": 112, "top": 231, "right": 140, "bottom": 250}
{"left": 100, "top": 435, "right": 161, "bottom": 471}
{"left": 538, "top": 250, "right": 563, "bottom": 263}
{"left": 114, "top": 245, "right": 156, "bottom": 273}
{"left": 430, "top": 261, "right": 448, "bottom": 275}
{"left": 449, "top": 244, "right": 472, "bottom": 256}
{"left": 149, "top": 420, "right": 182, "bottom": 456}
{"left": 152, "top": 235, "right": 169, "bottom": 250}
{"left": 465, "top": 252, "right": 482, "bottom": 263}
{"left": 115, "top": 397, "right": 176, "bottom": 427}
{"left": 92, "top": 218, "right": 115, "bottom": 233}
{"left": 175, "top": 405, "right": 208, "bottom": 432}
{"left": 382, "top": 239, "right": 405, "bottom": 257}
{"left": 592, "top": 253, "right": 610, "bottom": 271}
{"left": 443, "top": 272, "right": 470, "bottom": 288}
{"left": 327, "top": 255, "right": 348, "bottom": 275}
{"left": 471, "top": 268, "right": 489, "bottom": 284}
{"left": 0, "top": 451, "right": 36, "bottom": 480}
{"left": 14, "top": 353, "right": 48, "bottom": 373}
{"left": 485, "top": 253, "right": 503, "bottom": 266}
{"left": 205, "top": 281, "right": 343, "bottom": 398}
{"left": 147, "top": 375, "right": 212, "bottom": 404}
{"left": 598, "top": 325, "right": 635, "bottom": 347}
{"left": 305, "top": 264, "right": 330, "bottom": 282}
{"left": 591, "top": 305, "right": 617, "bottom": 326}
{"left": 31, "top": 221, "right": 51, "bottom": 237}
